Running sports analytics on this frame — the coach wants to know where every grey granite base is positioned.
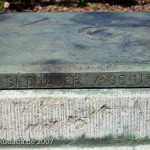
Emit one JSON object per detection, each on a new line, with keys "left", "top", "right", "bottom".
{"left": 0, "top": 89, "right": 150, "bottom": 146}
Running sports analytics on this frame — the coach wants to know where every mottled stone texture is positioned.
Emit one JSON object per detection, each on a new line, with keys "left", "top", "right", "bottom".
{"left": 0, "top": 89, "right": 150, "bottom": 141}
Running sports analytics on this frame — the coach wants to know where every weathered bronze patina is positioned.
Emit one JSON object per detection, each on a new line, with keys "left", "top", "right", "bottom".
{"left": 0, "top": 13, "right": 150, "bottom": 89}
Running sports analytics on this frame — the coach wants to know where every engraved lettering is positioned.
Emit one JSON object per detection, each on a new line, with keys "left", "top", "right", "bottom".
{"left": 129, "top": 74, "right": 142, "bottom": 86}
{"left": 3, "top": 72, "right": 150, "bottom": 89}
{"left": 18, "top": 77, "right": 27, "bottom": 88}
{"left": 56, "top": 75, "right": 63, "bottom": 87}
{"left": 94, "top": 75, "right": 106, "bottom": 86}
{"left": 44, "top": 75, "right": 53, "bottom": 86}
{"left": 146, "top": 74, "right": 150, "bottom": 85}
{"left": 138, "top": 74, "right": 143, "bottom": 86}
{"left": 36, "top": 75, "right": 43, "bottom": 87}
{"left": 129, "top": 75, "right": 136, "bottom": 84}
{"left": 64, "top": 75, "right": 73, "bottom": 86}
{"left": 109, "top": 75, "right": 116, "bottom": 85}
{"left": 118, "top": 75, "right": 126, "bottom": 85}
{"left": 27, "top": 77, "right": 34, "bottom": 88}
{"left": 73, "top": 75, "right": 82, "bottom": 86}
{"left": 44, "top": 74, "right": 63, "bottom": 87}
{"left": 7, "top": 76, "right": 16, "bottom": 88}
{"left": 16, "top": 76, "right": 21, "bottom": 88}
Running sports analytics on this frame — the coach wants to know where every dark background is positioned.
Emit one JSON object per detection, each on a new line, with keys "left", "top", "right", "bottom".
{"left": 5, "top": 0, "right": 150, "bottom": 12}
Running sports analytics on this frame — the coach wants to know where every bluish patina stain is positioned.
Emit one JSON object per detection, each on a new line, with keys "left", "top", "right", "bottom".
{"left": 74, "top": 44, "right": 89, "bottom": 51}
{"left": 0, "top": 13, "right": 11, "bottom": 22}
{"left": 72, "top": 12, "right": 150, "bottom": 27}
{"left": 43, "top": 59, "right": 68, "bottom": 65}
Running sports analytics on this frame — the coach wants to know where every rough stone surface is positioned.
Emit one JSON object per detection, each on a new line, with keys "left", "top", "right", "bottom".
{"left": 0, "top": 89, "right": 150, "bottom": 142}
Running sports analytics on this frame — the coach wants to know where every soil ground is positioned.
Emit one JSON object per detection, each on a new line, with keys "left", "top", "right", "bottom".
{"left": 7, "top": 0, "right": 150, "bottom": 12}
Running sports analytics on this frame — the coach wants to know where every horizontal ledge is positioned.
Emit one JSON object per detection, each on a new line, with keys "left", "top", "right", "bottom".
{"left": 1, "top": 89, "right": 150, "bottom": 98}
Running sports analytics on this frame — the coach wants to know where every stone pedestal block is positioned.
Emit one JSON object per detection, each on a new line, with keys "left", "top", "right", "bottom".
{"left": 0, "top": 89, "right": 150, "bottom": 146}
